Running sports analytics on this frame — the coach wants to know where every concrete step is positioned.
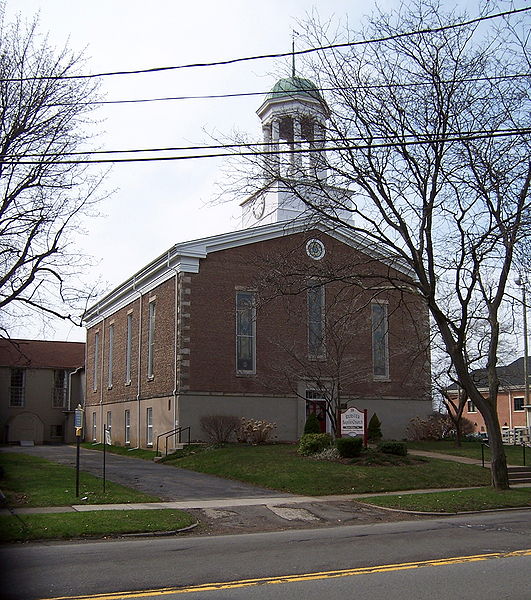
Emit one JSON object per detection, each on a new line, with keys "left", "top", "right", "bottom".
{"left": 508, "top": 466, "right": 531, "bottom": 484}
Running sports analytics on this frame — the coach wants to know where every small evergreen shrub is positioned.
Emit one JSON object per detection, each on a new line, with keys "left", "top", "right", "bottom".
{"left": 367, "top": 413, "right": 382, "bottom": 442}
{"left": 336, "top": 436, "right": 363, "bottom": 458}
{"left": 378, "top": 441, "right": 408, "bottom": 456}
{"left": 297, "top": 433, "right": 332, "bottom": 456}
{"left": 303, "top": 413, "right": 321, "bottom": 434}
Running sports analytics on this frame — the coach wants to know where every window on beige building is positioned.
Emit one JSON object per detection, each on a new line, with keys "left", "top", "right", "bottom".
{"left": 9, "top": 368, "right": 25, "bottom": 407}
{"left": 125, "top": 409, "right": 131, "bottom": 445}
{"left": 53, "top": 370, "right": 67, "bottom": 408}
{"left": 146, "top": 407, "right": 153, "bottom": 446}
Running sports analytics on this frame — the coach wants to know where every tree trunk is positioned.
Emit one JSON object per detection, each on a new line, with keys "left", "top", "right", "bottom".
{"left": 484, "top": 411, "right": 510, "bottom": 490}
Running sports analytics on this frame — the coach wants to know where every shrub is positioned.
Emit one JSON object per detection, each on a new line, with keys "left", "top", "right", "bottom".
{"left": 378, "top": 441, "right": 408, "bottom": 456}
{"left": 304, "top": 413, "right": 321, "bottom": 434}
{"left": 312, "top": 447, "right": 341, "bottom": 461}
{"left": 199, "top": 415, "right": 241, "bottom": 444}
{"left": 367, "top": 413, "right": 382, "bottom": 442}
{"left": 297, "top": 433, "right": 332, "bottom": 456}
{"left": 237, "top": 418, "right": 277, "bottom": 444}
{"left": 407, "top": 413, "right": 475, "bottom": 441}
{"left": 336, "top": 436, "right": 363, "bottom": 458}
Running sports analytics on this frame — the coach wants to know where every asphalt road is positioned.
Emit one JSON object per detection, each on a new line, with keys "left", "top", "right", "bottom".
{"left": 2, "top": 509, "right": 530, "bottom": 600}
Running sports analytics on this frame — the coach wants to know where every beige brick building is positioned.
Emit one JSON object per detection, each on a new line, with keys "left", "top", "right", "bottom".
{"left": 0, "top": 339, "right": 85, "bottom": 444}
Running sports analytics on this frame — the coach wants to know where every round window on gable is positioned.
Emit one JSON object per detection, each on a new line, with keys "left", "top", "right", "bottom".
{"left": 306, "top": 239, "right": 326, "bottom": 261}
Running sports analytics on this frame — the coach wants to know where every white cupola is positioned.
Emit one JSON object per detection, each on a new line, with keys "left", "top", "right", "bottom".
{"left": 241, "top": 75, "right": 351, "bottom": 228}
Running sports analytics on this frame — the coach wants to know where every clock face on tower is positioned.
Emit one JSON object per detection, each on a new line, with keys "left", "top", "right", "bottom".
{"left": 306, "top": 238, "right": 326, "bottom": 260}
{"left": 252, "top": 196, "right": 265, "bottom": 220}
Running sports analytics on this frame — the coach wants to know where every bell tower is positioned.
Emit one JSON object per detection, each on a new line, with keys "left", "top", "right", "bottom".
{"left": 241, "top": 75, "right": 331, "bottom": 228}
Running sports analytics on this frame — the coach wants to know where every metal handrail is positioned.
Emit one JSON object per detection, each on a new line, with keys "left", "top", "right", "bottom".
{"left": 156, "top": 426, "right": 191, "bottom": 457}
{"left": 481, "top": 443, "right": 490, "bottom": 468}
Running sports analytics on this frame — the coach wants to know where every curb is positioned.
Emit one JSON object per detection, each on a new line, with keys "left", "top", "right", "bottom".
{"left": 354, "top": 500, "right": 531, "bottom": 517}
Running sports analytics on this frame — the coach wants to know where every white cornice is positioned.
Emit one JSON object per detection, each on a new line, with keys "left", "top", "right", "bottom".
{"left": 83, "top": 218, "right": 413, "bottom": 328}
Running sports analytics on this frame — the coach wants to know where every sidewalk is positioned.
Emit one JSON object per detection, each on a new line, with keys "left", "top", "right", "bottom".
{"left": 1, "top": 486, "right": 489, "bottom": 516}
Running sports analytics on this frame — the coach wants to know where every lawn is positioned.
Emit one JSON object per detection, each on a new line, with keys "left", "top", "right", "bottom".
{"left": 361, "top": 487, "right": 531, "bottom": 513}
{"left": 407, "top": 440, "right": 530, "bottom": 466}
{"left": 0, "top": 452, "right": 160, "bottom": 507}
{"left": 0, "top": 509, "right": 196, "bottom": 543}
{"left": 164, "top": 444, "right": 491, "bottom": 495}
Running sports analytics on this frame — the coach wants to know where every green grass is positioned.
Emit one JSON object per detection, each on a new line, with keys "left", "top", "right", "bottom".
{"left": 0, "top": 509, "right": 196, "bottom": 543}
{"left": 163, "top": 444, "right": 491, "bottom": 495}
{"left": 80, "top": 442, "right": 157, "bottom": 461}
{"left": 0, "top": 452, "right": 160, "bottom": 507}
{"left": 407, "top": 440, "right": 530, "bottom": 466}
{"left": 361, "top": 487, "right": 531, "bottom": 513}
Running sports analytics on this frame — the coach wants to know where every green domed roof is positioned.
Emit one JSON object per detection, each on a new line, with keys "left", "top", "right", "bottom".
{"left": 267, "top": 76, "right": 323, "bottom": 102}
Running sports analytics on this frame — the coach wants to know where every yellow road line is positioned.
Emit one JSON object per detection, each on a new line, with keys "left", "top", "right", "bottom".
{"left": 42, "top": 548, "right": 531, "bottom": 600}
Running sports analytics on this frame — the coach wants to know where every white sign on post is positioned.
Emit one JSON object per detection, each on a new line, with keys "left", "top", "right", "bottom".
{"left": 341, "top": 407, "right": 365, "bottom": 438}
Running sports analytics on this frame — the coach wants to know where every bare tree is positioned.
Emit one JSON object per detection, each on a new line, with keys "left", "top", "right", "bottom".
{"left": 230, "top": 1, "right": 529, "bottom": 488}
{"left": 0, "top": 8, "right": 105, "bottom": 337}
{"left": 251, "top": 245, "right": 430, "bottom": 438}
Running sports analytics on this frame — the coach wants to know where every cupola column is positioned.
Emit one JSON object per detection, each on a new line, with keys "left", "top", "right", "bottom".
{"left": 293, "top": 117, "right": 302, "bottom": 171}
{"left": 271, "top": 118, "right": 280, "bottom": 174}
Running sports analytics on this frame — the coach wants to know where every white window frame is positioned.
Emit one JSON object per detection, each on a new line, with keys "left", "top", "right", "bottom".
{"left": 308, "top": 284, "right": 325, "bottom": 359}
{"left": 371, "top": 301, "right": 389, "bottom": 379}
{"left": 108, "top": 324, "right": 114, "bottom": 389}
{"left": 125, "top": 313, "right": 133, "bottom": 385}
{"left": 93, "top": 331, "right": 100, "bottom": 392}
{"left": 513, "top": 396, "right": 525, "bottom": 412}
{"left": 92, "top": 412, "right": 97, "bottom": 441}
{"left": 236, "top": 291, "right": 256, "bottom": 374}
{"left": 467, "top": 400, "right": 477, "bottom": 413}
{"left": 9, "top": 368, "right": 25, "bottom": 407}
{"left": 147, "top": 301, "right": 156, "bottom": 379}
{"left": 146, "top": 407, "right": 153, "bottom": 446}
{"left": 125, "top": 409, "right": 131, "bottom": 445}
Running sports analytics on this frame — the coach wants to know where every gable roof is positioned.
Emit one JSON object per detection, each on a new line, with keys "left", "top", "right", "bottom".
{"left": 0, "top": 339, "right": 85, "bottom": 370}
{"left": 448, "top": 356, "right": 531, "bottom": 390}
{"left": 83, "top": 218, "right": 415, "bottom": 327}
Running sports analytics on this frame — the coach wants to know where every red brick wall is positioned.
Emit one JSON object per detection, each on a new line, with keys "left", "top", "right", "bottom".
{"left": 187, "top": 231, "right": 430, "bottom": 400}
{"left": 85, "top": 230, "right": 430, "bottom": 412}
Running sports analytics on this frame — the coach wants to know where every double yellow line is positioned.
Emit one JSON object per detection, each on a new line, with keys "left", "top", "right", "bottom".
{"left": 44, "top": 548, "right": 531, "bottom": 600}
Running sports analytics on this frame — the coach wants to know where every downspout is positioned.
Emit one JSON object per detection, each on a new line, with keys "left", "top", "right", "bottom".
{"left": 136, "top": 285, "right": 143, "bottom": 449}
{"left": 68, "top": 366, "right": 84, "bottom": 411}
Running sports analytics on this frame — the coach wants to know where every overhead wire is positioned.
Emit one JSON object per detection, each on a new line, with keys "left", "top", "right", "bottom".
{"left": 46, "top": 73, "right": 531, "bottom": 106}
{"left": 4, "top": 128, "right": 530, "bottom": 165}
{"left": 1, "top": 5, "right": 529, "bottom": 83}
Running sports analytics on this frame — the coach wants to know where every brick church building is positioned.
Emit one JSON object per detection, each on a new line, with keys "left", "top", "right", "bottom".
{"left": 83, "top": 76, "right": 432, "bottom": 448}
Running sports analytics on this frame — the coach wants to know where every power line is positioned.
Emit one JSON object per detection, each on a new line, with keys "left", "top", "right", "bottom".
{"left": 3, "top": 128, "right": 529, "bottom": 160}
{"left": 46, "top": 73, "right": 531, "bottom": 107}
{"left": 5, "top": 128, "right": 530, "bottom": 165}
{"left": 2, "top": 6, "right": 529, "bottom": 83}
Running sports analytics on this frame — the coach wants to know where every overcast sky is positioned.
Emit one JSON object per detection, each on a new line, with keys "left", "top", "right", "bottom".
{"left": 8, "top": 0, "right": 494, "bottom": 342}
